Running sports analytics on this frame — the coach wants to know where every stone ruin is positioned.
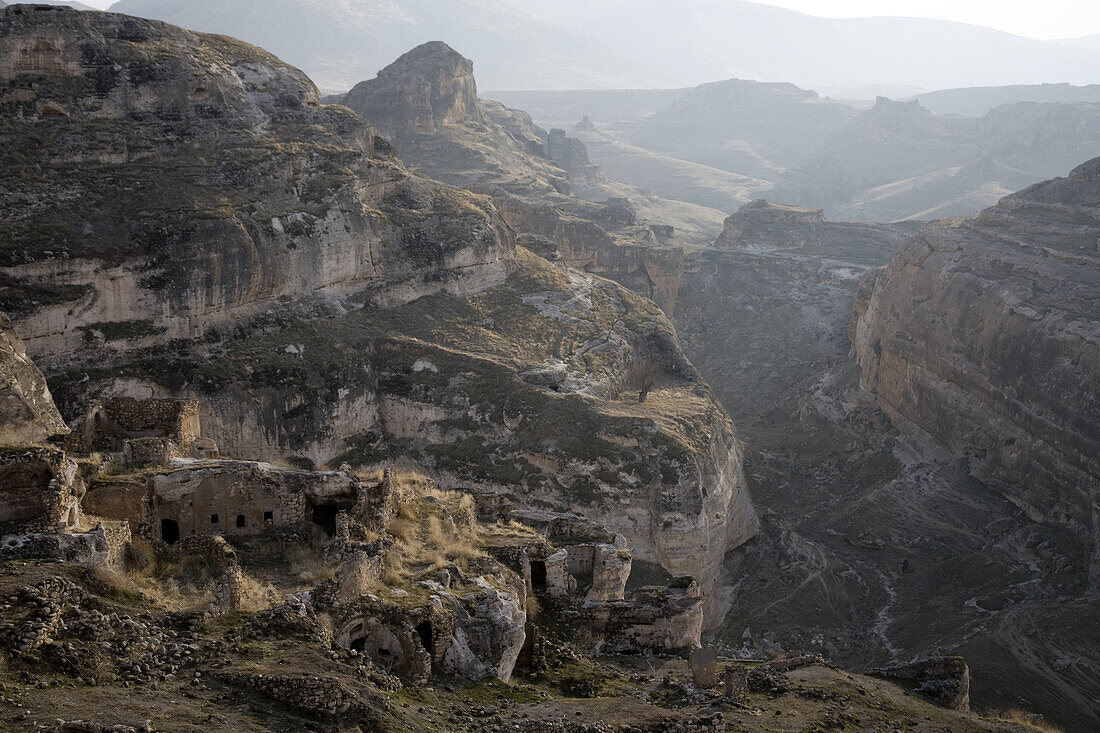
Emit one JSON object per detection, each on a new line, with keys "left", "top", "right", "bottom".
{"left": 0, "top": 387, "right": 709, "bottom": 685}
{"left": 0, "top": 445, "right": 130, "bottom": 569}
{"left": 493, "top": 513, "right": 705, "bottom": 654}
{"left": 66, "top": 397, "right": 215, "bottom": 467}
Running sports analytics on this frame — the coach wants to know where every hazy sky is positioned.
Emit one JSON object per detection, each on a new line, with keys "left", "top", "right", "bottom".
{"left": 762, "top": 0, "right": 1100, "bottom": 39}
{"left": 79, "top": 0, "right": 1100, "bottom": 41}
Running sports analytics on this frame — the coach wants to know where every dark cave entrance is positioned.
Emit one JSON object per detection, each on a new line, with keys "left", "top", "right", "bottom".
{"left": 415, "top": 620, "right": 434, "bottom": 656}
{"left": 310, "top": 504, "right": 339, "bottom": 536}
{"left": 350, "top": 637, "right": 366, "bottom": 652}
{"left": 530, "top": 560, "right": 547, "bottom": 592}
{"left": 160, "top": 518, "right": 180, "bottom": 544}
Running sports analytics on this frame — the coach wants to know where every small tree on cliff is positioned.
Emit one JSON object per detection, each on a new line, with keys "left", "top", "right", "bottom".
{"left": 633, "top": 355, "right": 661, "bottom": 403}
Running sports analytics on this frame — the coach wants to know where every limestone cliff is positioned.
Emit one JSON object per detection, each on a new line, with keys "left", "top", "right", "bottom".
{"left": 0, "top": 311, "right": 67, "bottom": 445}
{"left": 852, "top": 159, "right": 1100, "bottom": 588}
{"left": 0, "top": 8, "right": 757, "bottom": 610}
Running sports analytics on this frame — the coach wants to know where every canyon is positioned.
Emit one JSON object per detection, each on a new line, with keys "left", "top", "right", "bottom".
{"left": 0, "top": 3, "right": 1097, "bottom": 732}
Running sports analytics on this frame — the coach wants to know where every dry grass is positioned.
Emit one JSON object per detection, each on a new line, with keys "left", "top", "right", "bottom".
{"left": 988, "top": 710, "right": 1063, "bottom": 733}
{"left": 381, "top": 478, "right": 485, "bottom": 584}
{"left": 237, "top": 573, "right": 281, "bottom": 613}
{"left": 231, "top": 524, "right": 337, "bottom": 586}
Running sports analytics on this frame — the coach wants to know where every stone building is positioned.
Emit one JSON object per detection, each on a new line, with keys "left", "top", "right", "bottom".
{"left": 67, "top": 398, "right": 207, "bottom": 467}
{"left": 515, "top": 516, "right": 632, "bottom": 603}
{"left": 147, "top": 461, "right": 363, "bottom": 544}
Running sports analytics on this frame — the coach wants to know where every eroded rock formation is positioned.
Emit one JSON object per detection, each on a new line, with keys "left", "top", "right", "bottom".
{"left": 342, "top": 41, "right": 484, "bottom": 138}
{"left": 338, "top": 41, "right": 695, "bottom": 312}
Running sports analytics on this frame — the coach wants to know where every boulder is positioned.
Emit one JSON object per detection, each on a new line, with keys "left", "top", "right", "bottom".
{"left": 441, "top": 577, "right": 526, "bottom": 682}
{"left": 867, "top": 656, "right": 970, "bottom": 711}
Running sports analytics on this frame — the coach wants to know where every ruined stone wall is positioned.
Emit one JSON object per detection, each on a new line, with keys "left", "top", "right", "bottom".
{"left": 0, "top": 446, "right": 82, "bottom": 530}
{"left": 70, "top": 398, "right": 200, "bottom": 459}
{"left": 83, "top": 475, "right": 146, "bottom": 529}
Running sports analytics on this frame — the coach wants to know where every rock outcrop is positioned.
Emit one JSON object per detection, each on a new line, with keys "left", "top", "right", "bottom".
{"left": 852, "top": 158, "right": 1100, "bottom": 589}
{"left": 342, "top": 41, "right": 483, "bottom": 139}
{"left": 0, "top": 9, "right": 757, "bottom": 613}
{"left": 715, "top": 200, "right": 826, "bottom": 250}
{"left": 0, "top": 312, "right": 67, "bottom": 444}
{"left": 867, "top": 657, "right": 971, "bottom": 711}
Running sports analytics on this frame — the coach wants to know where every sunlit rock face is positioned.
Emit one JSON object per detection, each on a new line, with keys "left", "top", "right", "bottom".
{"left": 852, "top": 158, "right": 1100, "bottom": 589}
{"left": 0, "top": 312, "right": 68, "bottom": 446}
{"left": 0, "top": 7, "right": 757, "bottom": 611}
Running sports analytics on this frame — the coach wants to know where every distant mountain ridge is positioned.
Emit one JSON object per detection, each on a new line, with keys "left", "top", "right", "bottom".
{"left": 522, "top": 82, "right": 1100, "bottom": 223}
{"left": 911, "top": 83, "right": 1100, "bottom": 117}
{"left": 106, "top": 0, "right": 670, "bottom": 91}
{"left": 106, "top": 0, "right": 1100, "bottom": 92}
{"left": 518, "top": 0, "right": 1100, "bottom": 90}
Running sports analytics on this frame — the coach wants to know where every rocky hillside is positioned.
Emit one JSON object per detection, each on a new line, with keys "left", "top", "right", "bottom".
{"left": 620, "top": 79, "right": 858, "bottom": 185}
{"left": 0, "top": 6, "right": 756, "bottom": 608}
{"left": 338, "top": 41, "right": 728, "bottom": 312}
{"left": 853, "top": 158, "right": 1100, "bottom": 592}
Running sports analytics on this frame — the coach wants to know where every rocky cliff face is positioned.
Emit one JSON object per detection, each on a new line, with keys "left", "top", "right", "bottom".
{"left": 852, "top": 158, "right": 1100, "bottom": 589}
{"left": 0, "top": 312, "right": 68, "bottom": 445}
{"left": 0, "top": 8, "right": 757, "bottom": 611}
{"left": 673, "top": 196, "right": 1097, "bottom": 730}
